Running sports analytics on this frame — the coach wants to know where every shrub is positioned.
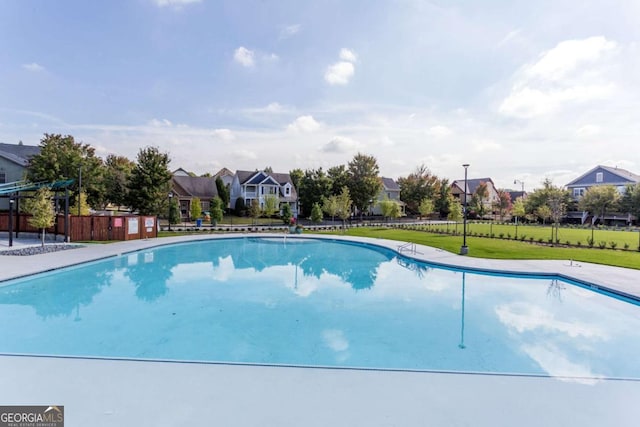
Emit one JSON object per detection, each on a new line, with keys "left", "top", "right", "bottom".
{"left": 538, "top": 238, "right": 543, "bottom": 243}
{"left": 576, "top": 241, "right": 582, "bottom": 247}
{"left": 499, "top": 233, "right": 504, "bottom": 239}
{"left": 529, "top": 237, "right": 534, "bottom": 242}
{"left": 624, "top": 243, "right": 630, "bottom": 250}
{"left": 587, "top": 237, "right": 595, "bottom": 248}
{"left": 520, "top": 235, "right": 526, "bottom": 241}
{"left": 565, "top": 240, "right": 571, "bottom": 246}
{"left": 609, "top": 241, "right": 618, "bottom": 250}
{"left": 598, "top": 241, "right": 607, "bottom": 249}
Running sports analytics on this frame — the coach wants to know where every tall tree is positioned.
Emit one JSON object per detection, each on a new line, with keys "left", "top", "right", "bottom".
{"left": 434, "top": 178, "right": 451, "bottom": 218}
{"left": 190, "top": 197, "right": 202, "bottom": 221}
{"left": 525, "top": 178, "right": 574, "bottom": 216}
{"left": 336, "top": 186, "right": 353, "bottom": 230}
{"left": 398, "top": 164, "right": 440, "bottom": 214}
{"left": 620, "top": 184, "right": 640, "bottom": 224}
{"left": 472, "top": 181, "right": 489, "bottom": 218}
{"left": 263, "top": 194, "right": 279, "bottom": 217}
{"left": 25, "top": 188, "right": 56, "bottom": 247}
{"left": 298, "top": 168, "right": 332, "bottom": 217}
{"left": 418, "top": 198, "right": 434, "bottom": 220}
{"left": 27, "top": 133, "right": 105, "bottom": 208}
{"left": 126, "top": 146, "right": 172, "bottom": 215}
{"left": 494, "top": 190, "right": 512, "bottom": 220}
{"left": 215, "top": 176, "right": 230, "bottom": 209}
{"left": 578, "top": 185, "right": 620, "bottom": 224}
{"left": 289, "top": 168, "right": 304, "bottom": 193}
{"left": 248, "top": 199, "right": 261, "bottom": 224}
{"left": 347, "top": 153, "right": 382, "bottom": 220}
{"left": 103, "top": 154, "right": 135, "bottom": 208}
{"left": 379, "top": 198, "right": 401, "bottom": 221}
{"left": 322, "top": 195, "right": 340, "bottom": 223}
{"left": 210, "top": 197, "right": 223, "bottom": 225}
{"left": 327, "top": 165, "right": 350, "bottom": 196}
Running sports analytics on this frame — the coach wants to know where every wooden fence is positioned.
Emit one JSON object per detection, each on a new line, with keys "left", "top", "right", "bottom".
{"left": 0, "top": 214, "right": 157, "bottom": 242}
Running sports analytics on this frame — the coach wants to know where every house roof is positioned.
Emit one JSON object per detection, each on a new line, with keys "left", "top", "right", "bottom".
{"left": 381, "top": 177, "right": 400, "bottom": 191}
{"left": 172, "top": 168, "right": 191, "bottom": 176}
{"left": 172, "top": 176, "right": 218, "bottom": 199}
{"left": 0, "top": 142, "right": 41, "bottom": 166}
{"left": 213, "top": 167, "right": 234, "bottom": 179}
{"left": 508, "top": 191, "right": 526, "bottom": 201}
{"left": 566, "top": 165, "right": 640, "bottom": 187}
{"left": 451, "top": 178, "right": 495, "bottom": 194}
{"left": 235, "top": 170, "right": 298, "bottom": 200}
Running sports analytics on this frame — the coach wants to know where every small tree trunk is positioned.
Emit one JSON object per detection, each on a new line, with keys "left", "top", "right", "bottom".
{"left": 41, "top": 228, "right": 45, "bottom": 248}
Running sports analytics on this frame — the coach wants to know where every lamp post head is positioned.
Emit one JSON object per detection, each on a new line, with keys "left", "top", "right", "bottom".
{"left": 462, "top": 163, "right": 469, "bottom": 169}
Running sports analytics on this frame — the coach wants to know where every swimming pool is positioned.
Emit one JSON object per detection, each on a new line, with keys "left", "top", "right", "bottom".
{"left": 0, "top": 237, "right": 638, "bottom": 380}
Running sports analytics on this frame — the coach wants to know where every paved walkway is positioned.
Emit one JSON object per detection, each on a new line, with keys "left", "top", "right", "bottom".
{"left": 1, "top": 233, "right": 639, "bottom": 427}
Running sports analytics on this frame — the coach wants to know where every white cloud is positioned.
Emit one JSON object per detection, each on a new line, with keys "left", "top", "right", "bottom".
{"left": 263, "top": 53, "right": 279, "bottom": 62}
{"left": 287, "top": 115, "right": 321, "bottom": 133}
{"left": 232, "top": 148, "right": 257, "bottom": 160}
{"left": 213, "top": 128, "right": 234, "bottom": 141}
{"left": 320, "top": 136, "right": 360, "bottom": 153}
{"left": 324, "top": 62, "right": 355, "bottom": 85}
{"left": 153, "top": 0, "right": 201, "bottom": 7}
{"left": 499, "top": 36, "right": 619, "bottom": 118}
{"left": 473, "top": 139, "right": 502, "bottom": 152}
{"left": 426, "top": 125, "right": 453, "bottom": 137}
{"left": 234, "top": 47, "right": 255, "bottom": 67}
{"left": 22, "top": 63, "right": 45, "bottom": 72}
{"left": 280, "top": 24, "right": 301, "bottom": 39}
{"left": 576, "top": 124, "right": 600, "bottom": 136}
{"left": 265, "top": 102, "right": 284, "bottom": 113}
{"left": 148, "top": 118, "right": 173, "bottom": 127}
{"left": 339, "top": 48, "right": 357, "bottom": 63}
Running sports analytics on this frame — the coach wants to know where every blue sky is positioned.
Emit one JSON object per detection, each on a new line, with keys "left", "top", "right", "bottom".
{"left": 1, "top": 0, "right": 639, "bottom": 190}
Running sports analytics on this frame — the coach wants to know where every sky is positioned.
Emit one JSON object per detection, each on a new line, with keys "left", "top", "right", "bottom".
{"left": 1, "top": 0, "right": 639, "bottom": 191}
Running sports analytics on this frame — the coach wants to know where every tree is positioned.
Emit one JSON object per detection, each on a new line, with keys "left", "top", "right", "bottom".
{"left": 190, "top": 197, "right": 202, "bottom": 221}
{"left": 336, "top": 186, "right": 353, "bottom": 230}
{"left": 103, "top": 154, "right": 134, "bottom": 208}
{"left": 620, "top": 184, "right": 640, "bottom": 224}
{"left": 263, "top": 194, "right": 279, "bottom": 218}
{"left": 126, "top": 146, "right": 173, "bottom": 216}
{"left": 210, "top": 197, "right": 223, "bottom": 225}
{"left": 289, "top": 168, "right": 304, "bottom": 194}
{"left": 248, "top": 199, "right": 261, "bottom": 224}
{"left": 322, "top": 195, "right": 340, "bottom": 223}
{"left": 448, "top": 200, "right": 463, "bottom": 234}
{"left": 235, "top": 197, "right": 246, "bottom": 216}
{"left": 347, "top": 153, "right": 382, "bottom": 220}
{"left": 579, "top": 185, "right": 621, "bottom": 225}
{"left": 418, "top": 198, "right": 434, "bottom": 220}
{"left": 434, "top": 178, "right": 451, "bottom": 218}
{"left": 25, "top": 188, "right": 56, "bottom": 247}
{"left": 327, "top": 165, "right": 350, "bottom": 196}
{"left": 494, "top": 190, "right": 512, "bottom": 221}
{"left": 298, "top": 168, "right": 332, "bottom": 217}
{"left": 398, "top": 164, "right": 440, "bottom": 214}
{"left": 536, "top": 205, "right": 552, "bottom": 225}
{"left": 168, "top": 199, "right": 180, "bottom": 225}
{"left": 215, "top": 177, "right": 230, "bottom": 210}
{"left": 512, "top": 197, "right": 526, "bottom": 239}
{"left": 70, "top": 191, "right": 91, "bottom": 216}
{"left": 525, "top": 178, "right": 574, "bottom": 217}
{"left": 379, "top": 198, "right": 401, "bottom": 222}
{"left": 27, "top": 133, "right": 106, "bottom": 208}
{"left": 310, "top": 202, "right": 323, "bottom": 223}
{"left": 281, "top": 203, "right": 292, "bottom": 224}
{"left": 472, "top": 181, "right": 489, "bottom": 218}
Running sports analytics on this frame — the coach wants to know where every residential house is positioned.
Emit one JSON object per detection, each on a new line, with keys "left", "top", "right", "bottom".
{"left": 451, "top": 177, "right": 499, "bottom": 217}
{"left": 0, "top": 142, "right": 41, "bottom": 210}
{"left": 170, "top": 174, "right": 219, "bottom": 221}
{"left": 230, "top": 170, "right": 298, "bottom": 216}
{"left": 213, "top": 167, "right": 235, "bottom": 187}
{"left": 371, "top": 177, "right": 406, "bottom": 216}
{"left": 565, "top": 165, "right": 640, "bottom": 225}
{"left": 172, "top": 167, "right": 191, "bottom": 177}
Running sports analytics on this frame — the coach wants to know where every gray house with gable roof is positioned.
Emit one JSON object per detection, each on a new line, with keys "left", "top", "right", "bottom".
{"left": 0, "top": 142, "right": 41, "bottom": 210}
{"left": 565, "top": 165, "right": 640, "bottom": 199}
{"left": 230, "top": 170, "right": 298, "bottom": 216}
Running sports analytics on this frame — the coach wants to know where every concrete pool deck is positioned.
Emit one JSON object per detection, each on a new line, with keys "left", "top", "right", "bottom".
{"left": 1, "top": 233, "right": 639, "bottom": 426}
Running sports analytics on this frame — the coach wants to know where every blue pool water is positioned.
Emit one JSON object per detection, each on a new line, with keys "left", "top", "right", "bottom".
{"left": 0, "top": 237, "right": 639, "bottom": 380}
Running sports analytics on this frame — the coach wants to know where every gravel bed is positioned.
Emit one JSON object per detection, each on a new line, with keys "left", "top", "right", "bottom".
{"left": 0, "top": 244, "right": 84, "bottom": 256}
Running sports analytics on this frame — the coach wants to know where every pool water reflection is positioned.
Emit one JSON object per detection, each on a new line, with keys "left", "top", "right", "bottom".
{"left": 0, "top": 237, "right": 638, "bottom": 381}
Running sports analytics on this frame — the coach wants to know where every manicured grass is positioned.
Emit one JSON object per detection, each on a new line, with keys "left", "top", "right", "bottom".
{"left": 322, "top": 227, "right": 640, "bottom": 270}
{"left": 427, "top": 222, "right": 640, "bottom": 249}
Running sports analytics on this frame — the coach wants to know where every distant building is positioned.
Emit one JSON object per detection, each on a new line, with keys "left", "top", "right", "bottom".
{"left": 230, "top": 170, "right": 298, "bottom": 216}
{"left": 450, "top": 177, "right": 499, "bottom": 217}
{"left": 371, "top": 177, "right": 405, "bottom": 216}
{"left": 170, "top": 174, "right": 219, "bottom": 220}
{"left": 0, "top": 142, "right": 41, "bottom": 210}
{"left": 565, "top": 165, "right": 640, "bottom": 199}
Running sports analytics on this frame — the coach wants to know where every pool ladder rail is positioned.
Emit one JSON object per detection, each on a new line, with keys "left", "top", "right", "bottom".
{"left": 397, "top": 242, "right": 422, "bottom": 255}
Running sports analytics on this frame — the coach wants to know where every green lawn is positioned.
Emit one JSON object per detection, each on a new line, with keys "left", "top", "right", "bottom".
{"left": 426, "top": 221, "right": 640, "bottom": 250}
{"left": 321, "top": 227, "right": 640, "bottom": 270}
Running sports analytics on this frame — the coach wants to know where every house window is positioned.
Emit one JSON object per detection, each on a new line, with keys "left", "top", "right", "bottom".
{"left": 0, "top": 172, "right": 5, "bottom": 184}
{"left": 573, "top": 188, "right": 585, "bottom": 197}
{"left": 285, "top": 186, "right": 290, "bottom": 196}
{"left": 596, "top": 172, "right": 603, "bottom": 183}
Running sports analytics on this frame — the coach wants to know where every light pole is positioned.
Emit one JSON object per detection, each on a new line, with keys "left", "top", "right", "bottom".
{"left": 460, "top": 164, "right": 470, "bottom": 255}
{"left": 8, "top": 197, "right": 14, "bottom": 247}
{"left": 168, "top": 192, "right": 173, "bottom": 232}
{"left": 513, "top": 179, "right": 525, "bottom": 194}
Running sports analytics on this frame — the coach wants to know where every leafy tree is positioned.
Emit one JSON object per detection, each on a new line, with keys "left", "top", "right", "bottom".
{"left": 70, "top": 191, "right": 91, "bottom": 216}
{"left": 418, "top": 198, "right": 434, "bottom": 220}
{"left": 434, "top": 178, "right": 451, "bottom": 218}
{"left": 200, "top": 172, "right": 213, "bottom": 177}
{"left": 327, "top": 165, "right": 350, "bottom": 196}
{"left": 190, "top": 197, "right": 202, "bottom": 221}
{"left": 378, "top": 198, "right": 398, "bottom": 221}
{"left": 235, "top": 197, "right": 246, "bottom": 216}
{"left": 448, "top": 200, "right": 463, "bottom": 234}
{"left": 103, "top": 154, "right": 134, "bottom": 208}
{"left": 536, "top": 205, "right": 552, "bottom": 225}
{"left": 398, "top": 164, "right": 440, "bottom": 214}
{"left": 210, "top": 197, "right": 223, "bottom": 225}
{"left": 310, "top": 202, "right": 323, "bottom": 223}
{"left": 281, "top": 203, "right": 292, "bottom": 224}
{"left": 263, "top": 166, "right": 273, "bottom": 173}
{"left": 126, "top": 146, "right": 172, "bottom": 215}
{"left": 248, "top": 199, "right": 261, "bottom": 223}
{"left": 620, "top": 184, "right": 640, "bottom": 224}
{"left": 168, "top": 199, "right": 180, "bottom": 225}
{"left": 472, "top": 181, "right": 489, "bottom": 218}
{"left": 289, "top": 168, "right": 304, "bottom": 193}
{"left": 299, "top": 168, "right": 332, "bottom": 217}
{"left": 578, "top": 185, "right": 620, "bottom": 225}
{"left": 263, "top": 194, "right": 279, "bottom": 217}
{"left": 322, "top": 195, "right": 340, "bottom": 223}
{"left": 25, "top": 188, "right": 56, "bottom": 247}
{"left": 336, "top": 186, "right": 353, "bottom": 230}
{"left": 512, "top": 197, "right": 526, "bottom": 221}
{"left": 215, "top": 177, "right": 230, "bottom": 210}
{"left": 27, "top": 133, "right": 106, "bottom": 208}
{"left": 494, "top": 190, "right": 512, "bottom": 220}
{"left": 347, "top": 153, "right": 382, "bottom": 220}
{"left": 525, "top": 178, "right": 574, "bottom": 216}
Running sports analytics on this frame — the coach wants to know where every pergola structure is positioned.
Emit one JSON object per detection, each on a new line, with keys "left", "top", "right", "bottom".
{"left": 0, "top": 179, "right": 75, "bottom": 246}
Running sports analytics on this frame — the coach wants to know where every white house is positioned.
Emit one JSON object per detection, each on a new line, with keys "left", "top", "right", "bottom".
{"left": 230, "top": 170, "right": 298, "bottom": 216}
